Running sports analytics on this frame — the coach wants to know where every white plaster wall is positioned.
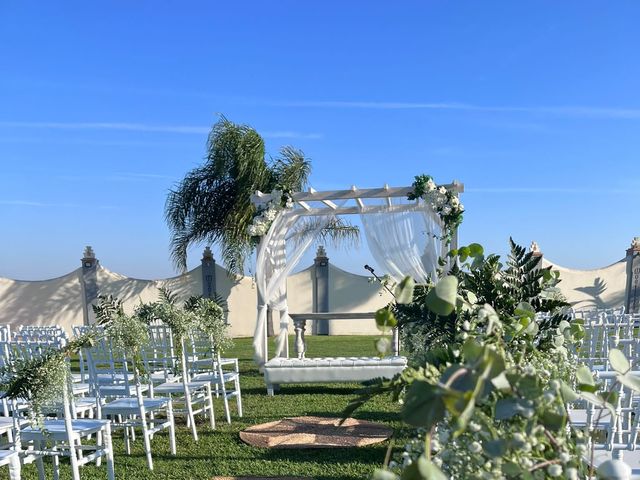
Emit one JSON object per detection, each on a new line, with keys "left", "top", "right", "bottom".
{"left": 0, "top": 256, "right": 628, "bottom": 337}
{"left": 542, "top": 258, "right": 627, "bottom": 310}
{"left": 0, "top": 269, "right": 84, "bottom": 333}
{"left": 326, "top": 265, "right": 394, "bottom": 334}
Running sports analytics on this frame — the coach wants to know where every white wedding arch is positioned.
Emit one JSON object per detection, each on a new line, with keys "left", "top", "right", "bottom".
{"left": 250, "top": 180, "right": 464, "bottom": 394}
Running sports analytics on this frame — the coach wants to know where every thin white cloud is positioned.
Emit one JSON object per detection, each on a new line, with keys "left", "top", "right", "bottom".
{"left": 0, "top": 121, "right": 323, "bottom": 139}
{"left": 262, "top": 131, "right": 324, "bottom": 139}
{"left": 466, "top": 187, "right": 637, "bottom": 194}
{"left": 57, "top": 172, "right": 175, "bottom": 183}
{"left": 268, "top": 100, "right": 640, "bottom": 119}
{"left": 0, "top": 200, "right": 117, "bottom": 208}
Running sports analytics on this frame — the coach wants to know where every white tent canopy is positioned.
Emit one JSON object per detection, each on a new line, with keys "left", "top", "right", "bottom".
{"left": 251, "top": 182, "right": 463, "bottom": 367}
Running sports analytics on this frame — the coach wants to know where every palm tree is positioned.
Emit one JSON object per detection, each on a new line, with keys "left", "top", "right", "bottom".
{"left": 165, "top": 116, "right": 358, "bottom": 275}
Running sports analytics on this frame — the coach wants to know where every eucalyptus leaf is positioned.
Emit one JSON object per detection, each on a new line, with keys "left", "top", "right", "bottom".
{"left": 495, "top": 398, "right": 532, "bottom": 420}
{"left": 609, "top": 348, "right": 630, "bottom": 374}
{"left": 576, "top": 365, "right": 596, "bottom": 386}
{"left": 541, "top": 410, "right": 566, "bottom": 432}
{"left": 373, "top": 469, "right": 400, "bottom": 480}
{"left": 618, "top": 372, "right": 640, "bottom": 393}
{"left": 425, "top": 276, "right": 458, "bottom": 316}
{"left": 401, "top": 455, "right": 448, "bottom": 480}
{"left": 580, "top": 391, "right": 616, "bottom": 418}
{"left": 559, "top": 380, "right": 579, "bottom": 402}
{"left": 402, "top": 381, "right": 446, "bottom": 428}
{"left": 375, "top": 308, "right": 398, "bottom": 331}
{"left": 515, "top": 302, "right": 535, "bottom": 320}
{"left": 395, "top": 276, "right": 416, "bottom": 305}
{"left": 483, "top": 439, "right": 507, "bottom": 458}
{"left": 468, "top": 243, "right": 484, "bottom": 257}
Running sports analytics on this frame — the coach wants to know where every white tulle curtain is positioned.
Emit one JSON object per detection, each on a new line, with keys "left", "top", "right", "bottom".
{"left": 252, "top": 210, "right": 337, "bottom": 366}
{"left": 360, "top": 202, "right": 442, "bottom": 284}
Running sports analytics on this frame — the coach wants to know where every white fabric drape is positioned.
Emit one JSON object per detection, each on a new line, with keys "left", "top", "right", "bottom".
{"left": 252, "top": 211, "right": 337, "bottom": 366}
{"left": 360, "top": 202, "right": 442, "bottom": 284}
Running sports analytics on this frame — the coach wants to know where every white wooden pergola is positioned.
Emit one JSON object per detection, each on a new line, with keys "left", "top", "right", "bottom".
{"left": 251, "top": 181, "right": 463, "bottom": 391}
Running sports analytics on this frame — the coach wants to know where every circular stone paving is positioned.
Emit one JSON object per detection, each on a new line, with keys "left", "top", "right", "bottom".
{"left": 239, "top": 416, "right": 393, "bottom": 449}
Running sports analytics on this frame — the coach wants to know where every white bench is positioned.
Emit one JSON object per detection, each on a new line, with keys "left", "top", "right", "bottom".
{"left": 264, "top": 355, "right": 407, "bottom": 395}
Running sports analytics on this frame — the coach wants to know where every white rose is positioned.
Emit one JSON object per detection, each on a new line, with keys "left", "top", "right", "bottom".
{"left": 450, "top": 196, "right": 460, "bottom": 207}
{"left": 438, "top": 186, "right": 447, "bottom": 195}
{"left": 442, "top": 205, "right": 452, "bottom": 215}
{"left": 426, "top": 179, "right": 436, "bottom": 191}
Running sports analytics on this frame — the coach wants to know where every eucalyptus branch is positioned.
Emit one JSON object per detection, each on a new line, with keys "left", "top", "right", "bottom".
{"left": 529, "top": 458, "right": 561, "bottom": 472}
{"left": 365, "top": 265, "right": 396, "bottom": 299}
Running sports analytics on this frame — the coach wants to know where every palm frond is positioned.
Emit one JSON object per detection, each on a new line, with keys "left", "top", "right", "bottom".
{"left": 272, "top": 146, "right": 311, "bottom": 191}
{"left": 287, "top": 217, "right": 360, "bottom": 250}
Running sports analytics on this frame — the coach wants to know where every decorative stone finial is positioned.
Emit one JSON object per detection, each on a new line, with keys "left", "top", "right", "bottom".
{"left": 316, "top": 245, "right": 327, "bottom": 258}
{"left": 202, "top": 246, "right": 214, "bottom": 261}
{"left": 530, "top": 241, "right": 542, "bottom": 257}
{"left": 81, "top": 246, "right": 97, "bottom": 269}
{"left": 627, "top": 237, "right": 640, "bottom": 255}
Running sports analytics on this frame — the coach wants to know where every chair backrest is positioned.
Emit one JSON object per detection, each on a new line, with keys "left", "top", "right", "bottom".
{"left": 84, "top": 336, "right": 147, "bottom": 405}
{"left": 8, "top": 339, "right": 78, "bottom": 418}
{"left": 142, "top": 324, "right": 177, "bottom": 379}
{"left": 15, "top": 326, "right": 68, "bottom": 346}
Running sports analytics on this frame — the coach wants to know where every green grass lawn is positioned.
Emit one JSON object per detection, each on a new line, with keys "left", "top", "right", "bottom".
{"left": 13, "top": 336, "right": 408, "bottom": 480}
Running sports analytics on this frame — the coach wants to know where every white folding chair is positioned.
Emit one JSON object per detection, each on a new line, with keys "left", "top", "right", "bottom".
{"left": 86, "top": 338, "right": 176, "bottom": 470}
{"left": 187, "top": 331, "right": 242, "bottom": 423}
{"left": 152, "top": 334, "right": 215, "bottom": 441}
{"left": 10, "top": 341, "right": 115, "bottom": 480}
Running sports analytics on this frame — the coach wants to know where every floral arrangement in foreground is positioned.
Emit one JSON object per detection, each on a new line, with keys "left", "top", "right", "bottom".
{"left": 407, "top": 174, "right": 464, "bottom": 245}
{"left": 0, "top": 289, "right": 231, "bottom": 425}
{"left": 247, "top": 187, "right": 294, "bottom": 239}
{"left": 350, "top": 239, "right": 635, "bottom": 479}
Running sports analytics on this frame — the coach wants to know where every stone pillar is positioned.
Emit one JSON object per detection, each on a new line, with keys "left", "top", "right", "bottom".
{"left": 80, "top": 246, "right": 99, "bottom": 325}
{"left": 201, "top": 246, "right": 217, "bottom": 299}
{"left": 625, "top": 238, "right": 640, "bottom": 314}
{"left": 313, "top": 246, "right": 330, "bottom": 335}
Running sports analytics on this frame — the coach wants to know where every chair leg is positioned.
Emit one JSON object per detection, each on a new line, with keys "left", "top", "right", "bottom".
{"left": 8, "top": 453, "right": 20, "bottom": 480}
{"left": 52, "top": 445, "right": 60, "bottom": 480}
{"left": 104, "top": 423, "right": 115, "bottom": 480}
{"left": 206, "top": 385, "right": 215, "bottom": 429}
{"left": 36, "top": 441, "right": 46, "bottom": 480}
{"left": 221, "top": 383, "right": 231, "bottom": 424}
{"left": 95, "top": 422, "right": 103, "bottom": 467}
{"left": 137, "top": 409, "right": 153, "bottom": 470}
{"left": 167, "top": 400, "right": 177, "bottom": 455}
{"left": 123, "top": 416, "right": 131, "bottom": 455}
{"left": 235, "top": 378, "right": 243, "bottom": 418}
{"left": 68, "top": 436, "right": 81, "bottom": 480}
{"left": 185, "top": 393, "right": 199, "bottom": 441}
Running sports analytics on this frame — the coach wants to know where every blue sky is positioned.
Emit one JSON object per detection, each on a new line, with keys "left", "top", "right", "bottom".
{"left": 0, "top": 1, "right": 638, "bottom": 280}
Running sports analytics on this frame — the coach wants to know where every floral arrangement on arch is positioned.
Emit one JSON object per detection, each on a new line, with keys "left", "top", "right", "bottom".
{"left": 247, "top": 188, "right": 294, "bottom": 239}
{"left": 407, "top": 174, "right": 464, "bottom": 244}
